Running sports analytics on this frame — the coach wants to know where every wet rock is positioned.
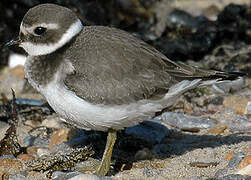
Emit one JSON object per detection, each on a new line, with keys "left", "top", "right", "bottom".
{"left": 227, "top": 152, "right": 245, "bottom": 169}
{"left": 125, "top": 120, "right": 168, "bottom": 144}
{"left": 159, "top": 112, "right": 216, "bottom": 131}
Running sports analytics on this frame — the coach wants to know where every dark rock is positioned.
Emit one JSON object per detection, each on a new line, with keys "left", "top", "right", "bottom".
{"left": 125, "top": 120, "right": 169, "bottom": 144}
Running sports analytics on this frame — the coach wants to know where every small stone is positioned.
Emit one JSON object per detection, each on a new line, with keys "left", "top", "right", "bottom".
{"left": 134, "top": 148, "right": 153, "bottom": 160}
{"left": 223, "top": 96, "right": 251, "bottom": 115}
{"left": 160, "top": 112, "right": 216, "bottom": 130}
{"left": 245, "top": 147, "right": 251, "bottom": 155}
{"left": 236, "top": 164, "right": 251, "bottom": 176}
{"left": 17, "top": 154, "right": 35, "bottom": 162}
{"left": 51, "top": 171, "right": 82, "bottom": 180}
{"left": 227, "top": 152, "right": 245, "bottom": 169}
{"left": 26, "top": 146, "right": 38, "bottom": 155}
{"left": 0, "top": 158, "right": 24, "bottom": 170}
{"left": 238, "top": 155, "right": 251, "bottom": 169}
{"left": 68, "top": 174, "right": 111, "bottom": 180}
{"left": 28, "top": 170, "right": 47, "bottom": 179}
{"left": 208, "top": 123, "right": 227, "bottom": 134}
{"left": 184, "top": 102, "right": 194, "bottom": 113}
{"left": 37, "top": 148, "right": 50, "bottom": 157}
{"left": 74, "top": 158, "right": 99, "bottom": 174}
{"left": 189, "top": 161, "right": 219, "bottom": 168}
{"left": 49, "top": 128, "right": 76, "bottom": 149}
{"left": 225, "top": 152, "right": 236, "bottom": 160}
{"left": 8, "top": 174, "right": 27, "bottom": 180}
{"left": 41, "top": 115, "right": 63, "bottom": 129}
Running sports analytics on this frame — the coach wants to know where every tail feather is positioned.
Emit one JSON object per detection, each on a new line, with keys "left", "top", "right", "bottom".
{"left": 166, "top": 62, "right": 245, "bottom": 81}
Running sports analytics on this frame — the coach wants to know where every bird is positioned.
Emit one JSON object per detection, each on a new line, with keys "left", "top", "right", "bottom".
{"left": 6, "top": 3, "right": 242, "bottom": 176}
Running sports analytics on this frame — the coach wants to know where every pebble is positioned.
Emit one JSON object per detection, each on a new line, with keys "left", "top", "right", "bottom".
{"left": 17, "top": 154, "right": 35, "bottom": 161}
{"left": 49, "top": 128, "right": 75, "bottom": 149}
{"left": 125, "top": 120, "right": 168, "bottom": 144}
{"left": 236, "top": 164, "right": 251, "bottom": 176}
{"left": 22, "top": 136, "right": 49, "bottom": 147}
{"left": 41, "top": 115, "right": 63, "bottom": 129}
{"left": 207, "top": 123, "right": 227, "bottom": 134}
{"left": 223, "top": 96, "right": 251, "bottom": 115}
{"left": 238, "top": 155, "right": 251, "bottom": 169}
{"left": 26, "top": 146, "right": 38, "bottom": 155}
{"left": 246, "top": 147, "right": 251, "bottom": 155}
{"left": 8, "top": 174, "right": 27, "bottom": 180}
{"left": 73, "top": 157, "right": 99, "bottom": 174}
{"left": 227, "top": 152, "right": 246, "bottom": 169}
{"left": 159, "top": 112, "right": 216, "bottom": 130}
{"left": 68, "top": 174, "right": 113, "bottom": 180}
{"left": 225, "top": 152, "right": 236, "bottom": 160}
{"left": 51, "top": 171, "right": 82, "bottom": 180}
{"left": 37, "top": 147, "right": 50, "bottom": 157}
{"left": 189, "top": 161, "right": 219, "bottom": 168}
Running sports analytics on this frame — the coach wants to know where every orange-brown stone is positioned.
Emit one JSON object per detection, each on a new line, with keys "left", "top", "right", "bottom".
{"left": 239, "top": 155, "right": 251, "bottom": 169}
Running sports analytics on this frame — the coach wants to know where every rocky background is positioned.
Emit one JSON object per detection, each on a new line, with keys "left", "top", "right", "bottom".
{"left": 0, "top": 0, "right": 251, "bottom": 180}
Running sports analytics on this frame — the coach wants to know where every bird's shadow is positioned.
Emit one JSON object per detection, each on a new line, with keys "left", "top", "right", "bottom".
{"left": 82, "top": 123, "right": 251, "bottom": 175}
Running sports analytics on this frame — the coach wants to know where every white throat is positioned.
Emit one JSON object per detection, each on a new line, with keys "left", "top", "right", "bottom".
{"left": 20, "top": 19, "right": 83, "bottom": 56}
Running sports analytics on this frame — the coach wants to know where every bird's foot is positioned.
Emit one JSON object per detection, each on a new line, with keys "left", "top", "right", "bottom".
{"left": 95, "top": 129, "right": 117, "bottom": 176}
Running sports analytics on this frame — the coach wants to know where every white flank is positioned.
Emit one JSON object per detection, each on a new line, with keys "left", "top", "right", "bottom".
{"left": 20, "top": 19, "right": 83, "bottom": 56}
{"left": 25, "top": 59, "right": 206, "bottom": 131}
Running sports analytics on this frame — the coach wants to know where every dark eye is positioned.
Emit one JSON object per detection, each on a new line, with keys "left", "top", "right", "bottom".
{"left": 34, "top": 27, "right": 47, "bottom": 35}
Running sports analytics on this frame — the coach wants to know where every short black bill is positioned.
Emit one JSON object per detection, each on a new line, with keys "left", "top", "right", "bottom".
{"left": 5, "top": 37, "right": 21, "bottom": 47}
